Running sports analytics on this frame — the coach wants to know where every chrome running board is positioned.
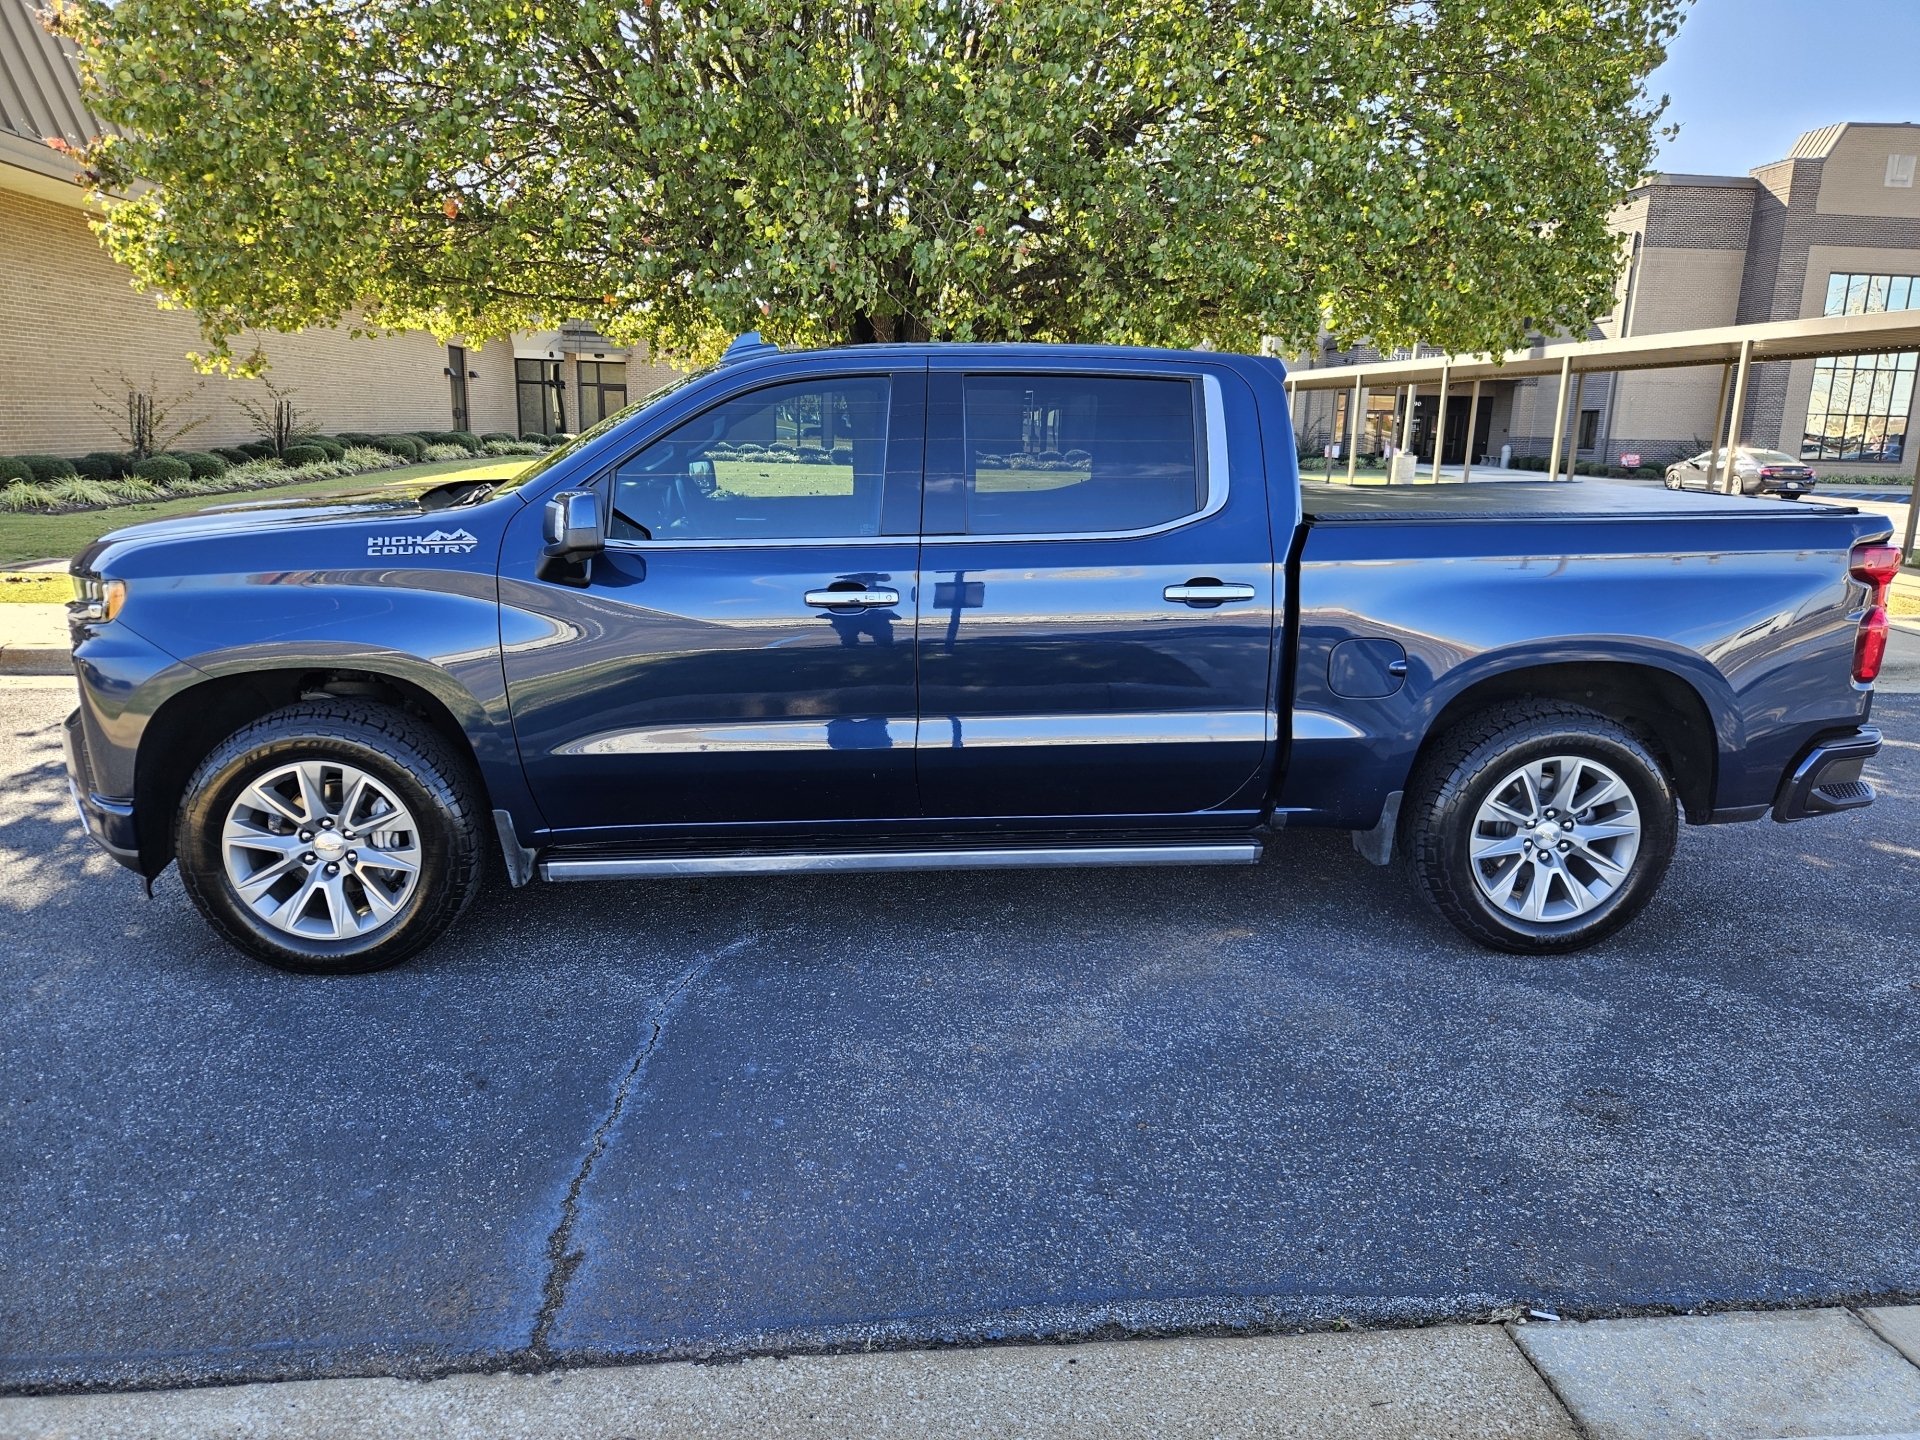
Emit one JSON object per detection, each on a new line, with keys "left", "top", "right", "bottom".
{"left": 539, "top": 842, "right": 1262, "bottom": 882}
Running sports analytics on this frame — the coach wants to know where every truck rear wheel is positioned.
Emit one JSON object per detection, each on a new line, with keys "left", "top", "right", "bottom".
{"left": 1402, "top": 701, "right": 1677, "bottom": 954}
{"left": 175, "top": 701, "right": 485, "bottom": 973}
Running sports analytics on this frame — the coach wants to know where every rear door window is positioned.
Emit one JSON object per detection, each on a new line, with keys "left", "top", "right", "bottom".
{"left": 960, "top": 375, "right": 1205, "bottom": 535}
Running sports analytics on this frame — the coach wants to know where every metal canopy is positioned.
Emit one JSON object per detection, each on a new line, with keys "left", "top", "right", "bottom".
{"left": 1284, "top": 308, "right": 1920, "bottom": 390}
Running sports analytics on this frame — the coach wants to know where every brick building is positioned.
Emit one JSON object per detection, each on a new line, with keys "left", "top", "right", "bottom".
{"left": 1291, "top": 121, "right": 1920, "bottom": 477}
{"left": 0, "top": 0, "right": 674, "bottom": 458}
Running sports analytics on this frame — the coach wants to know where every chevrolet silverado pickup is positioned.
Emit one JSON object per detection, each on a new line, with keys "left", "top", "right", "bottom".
{"left": 63, "top": 337, "right": 1894, "bottom": 972}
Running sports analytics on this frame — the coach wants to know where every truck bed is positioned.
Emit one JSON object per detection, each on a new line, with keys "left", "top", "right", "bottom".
{"left": 1301, "top": 478, "right": 1862, "bottom": 522}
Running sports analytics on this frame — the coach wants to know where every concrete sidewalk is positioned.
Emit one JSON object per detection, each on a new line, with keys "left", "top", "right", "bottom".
{"left": 0, "top": 604, "right": 66, "bottom": 674}
{"left": 3, "top": 1307, "right": 1916, "bottom": 1440}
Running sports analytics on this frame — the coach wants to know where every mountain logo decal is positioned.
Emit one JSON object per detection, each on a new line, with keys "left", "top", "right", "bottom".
{"left": 367, "top": 528, "right": 480, "bottom": 557}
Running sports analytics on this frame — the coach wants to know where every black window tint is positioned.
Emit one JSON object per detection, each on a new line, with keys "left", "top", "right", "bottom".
{"left": 610, "top": 378, "right": 891, "bottom": 542}
{"left": 962, "top": 375, "right": 1203, "bottom": 535}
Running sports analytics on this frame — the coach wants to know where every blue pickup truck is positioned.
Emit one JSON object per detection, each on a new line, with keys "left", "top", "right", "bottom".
{"left": 63, "top": 338, "right": 1895, "bottom": 972}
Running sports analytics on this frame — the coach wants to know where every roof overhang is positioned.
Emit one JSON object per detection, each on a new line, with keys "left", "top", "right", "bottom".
{"left": 1285, "top": 309, "right": 1920, "bottom": 391}
{"left": 0, "top": 128, "right": 97, "bottom": 209}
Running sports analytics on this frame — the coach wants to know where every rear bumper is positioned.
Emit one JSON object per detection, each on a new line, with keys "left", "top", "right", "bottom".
{"left": 1772, "top": 725, "right": 1880, "bottom": 822}
{"left": 62, "top": 707, "right": 141, "bottom": 870}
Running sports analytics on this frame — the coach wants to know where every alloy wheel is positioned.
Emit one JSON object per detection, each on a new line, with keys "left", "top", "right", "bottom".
{"left": 220, "top": 760, "right": 422, "bottom": 940}
{"left": 1468, "top": 755, "right": 1642, "bottom": 924}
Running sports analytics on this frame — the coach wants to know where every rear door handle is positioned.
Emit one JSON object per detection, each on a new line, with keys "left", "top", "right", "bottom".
{"left": 805, "top": 588, "right": 900, "bottom": 608}
{"left": 1164, "top": 582, "right": 1257, "bottom": 605}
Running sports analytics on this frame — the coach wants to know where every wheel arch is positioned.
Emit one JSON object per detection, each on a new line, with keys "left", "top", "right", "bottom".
{"left": 135, "top": 666, "right": 490, "bottom": 877}
{"left": 1412, "top": 660, "right": 1720, "bottom": 823}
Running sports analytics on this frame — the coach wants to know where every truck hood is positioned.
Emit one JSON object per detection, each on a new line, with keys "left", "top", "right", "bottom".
{"left": 72, "top": 480, "right": 507, "bottom": 575}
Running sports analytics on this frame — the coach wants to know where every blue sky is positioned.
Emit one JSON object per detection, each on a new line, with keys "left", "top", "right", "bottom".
{"left": 1646, "top": 0, "right": 1920, "bottom": 176}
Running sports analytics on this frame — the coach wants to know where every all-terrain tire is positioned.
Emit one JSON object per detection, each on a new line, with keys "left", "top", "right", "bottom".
{"left": 1401, "top": 700, "right": 1678, "bottom": 954}
{"left": 176, "top": 701, "right": 486, "bottom": 973}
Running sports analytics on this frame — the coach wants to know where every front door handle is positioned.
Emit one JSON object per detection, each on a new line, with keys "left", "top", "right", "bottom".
{"left": 1164, "top": 580, "right": 1257, "bottom": 605}
{"left": 805, "top": 587, "right": 900, "bottom": 609}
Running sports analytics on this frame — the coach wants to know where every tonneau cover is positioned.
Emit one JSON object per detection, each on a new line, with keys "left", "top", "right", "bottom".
{"left": 1301, "top": 478, "right": 1860, "bottom": 522}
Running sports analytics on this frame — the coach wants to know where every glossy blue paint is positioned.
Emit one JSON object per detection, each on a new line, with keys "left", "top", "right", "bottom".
{"left": 54, "top": 343, "right": 1894, "bottom": 885}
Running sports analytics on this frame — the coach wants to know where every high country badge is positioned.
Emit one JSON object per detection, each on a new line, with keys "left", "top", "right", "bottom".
{"left": 367, "top": 528, "right": 480, "bottom": 557}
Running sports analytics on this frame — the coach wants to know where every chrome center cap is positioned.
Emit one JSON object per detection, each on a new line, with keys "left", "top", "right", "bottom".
{"left": 313, "top": 830, "right": 347, "bottom": 859}
{"left": 1530, "top": 823, "right": 1562, "bottom": 848}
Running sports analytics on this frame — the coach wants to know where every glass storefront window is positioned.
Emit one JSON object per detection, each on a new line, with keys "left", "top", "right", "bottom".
{"left": 1802, "top": 352, "right": 1917, "bottom": 463}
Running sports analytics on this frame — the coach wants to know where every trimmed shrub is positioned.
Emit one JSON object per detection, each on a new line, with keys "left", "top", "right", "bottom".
{"left": 371, "top": 434, "right": 424, "bottom": 461}
{"left": 331, "top": 432, "right": 375, "bottom": 447}
{"left": 19, "top": 454, "right": 77, "bottom": 482}
{"left": 79, "top": 451, "right": 135, "bottom": 479}
{"left": 73, "top": 456, "right": 116, "bottom": 481}
{"left": 0, "top": 457, "right": 31, "bottom": 483}
{"left": 213, "top": 448, "right": 255, "bottom": 466}
{"left": 236, "top": 440, "right": 277, "bottom": 460}
{"left": 281, "top": 443, "right": 328, "bottom": 467}
{"left": 478, "top": 432, "right": 516, "bottom": 444}
{"left": 448, "top": 430, "right": 481, "bottom": 451}
{"left": 175, "top": 451, "right": 229, "bottom": 479}
{"left": 132, "top": 455, "right": 192, "bottom": 483}
{"left": 305, "top": 438, "right": 346, "bottom": 461}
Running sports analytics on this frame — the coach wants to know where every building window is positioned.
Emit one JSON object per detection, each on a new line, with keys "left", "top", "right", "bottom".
{"left": 1803, "top": 275, "right": 1919, "bottom": 463}
{"left": 1802, "top": 353, "right": 1916, "bottom": 463}
{"left": 1823, "top": 272, "right": 1920, "bottom": 317}
{"left": 1578, "top": 409, "right": 1600, "bottom": 451}
{"left": 447, "top": 345, "right": 470, "bottom": 431}
{"left": 1887, "top": 154, "right": 1916, "bottom": 189}
{"left": 516, "top": 359, "right": 566, "bottom": 436}
{"left": 577, "top": 361, "right": 629, "bottom": 428}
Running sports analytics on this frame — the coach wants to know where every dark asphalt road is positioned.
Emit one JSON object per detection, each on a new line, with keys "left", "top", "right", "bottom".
{"left": 3, "top": 684, "right": 1918, "bottom": 1392}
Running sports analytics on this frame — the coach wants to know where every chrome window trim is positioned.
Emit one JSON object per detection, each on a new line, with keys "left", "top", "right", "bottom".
{"left": 923, "top": 372, "right": 1229, "bottom": 546}
{"left": 601, "top": 371, "right": 1231, "bottom": 552}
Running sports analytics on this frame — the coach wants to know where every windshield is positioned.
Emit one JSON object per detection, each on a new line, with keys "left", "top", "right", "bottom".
{"left": 1746, "top": 449, "right": 1800, "bottom": 465}
{"left": 489, "top": 363, "right": 718, "bottom": 497}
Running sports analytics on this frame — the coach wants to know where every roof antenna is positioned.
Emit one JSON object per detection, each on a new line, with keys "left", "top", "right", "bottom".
{"left": 721, "top": 332, "right": 779, "bottom": 365}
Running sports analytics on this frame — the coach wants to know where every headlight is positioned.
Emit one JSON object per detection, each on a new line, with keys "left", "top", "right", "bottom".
{"left": 70, "top": 574, "right": 126, "bottom": 622}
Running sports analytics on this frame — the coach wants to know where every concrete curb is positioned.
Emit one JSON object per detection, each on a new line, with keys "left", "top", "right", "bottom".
{"left": 3, "top": 1308, "right": 1916, "bottom": 1440}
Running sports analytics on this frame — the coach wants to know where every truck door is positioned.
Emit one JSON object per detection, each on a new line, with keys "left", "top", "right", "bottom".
{"left": 500, "top": 367, "right": 925, "bottom": 837}
{"left": 914, "top": 360, "right": 1274, "bottom": 820}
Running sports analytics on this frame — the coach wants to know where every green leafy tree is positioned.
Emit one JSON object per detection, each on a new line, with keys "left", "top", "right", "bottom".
{"left": 51, "top": 0, "right": 1685, "bottom": 367}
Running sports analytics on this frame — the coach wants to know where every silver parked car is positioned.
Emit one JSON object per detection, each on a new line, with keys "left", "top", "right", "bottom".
{"left": 1664, "top": 447, "right": 1817, "bottom": 498}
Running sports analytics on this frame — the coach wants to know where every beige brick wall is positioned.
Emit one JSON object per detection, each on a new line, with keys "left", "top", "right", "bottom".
{"left": 0, "top": 186, "right": 508, "bottom": 455}
{"left": 1815, "top": 124, "right": 1920, "bottom": 219}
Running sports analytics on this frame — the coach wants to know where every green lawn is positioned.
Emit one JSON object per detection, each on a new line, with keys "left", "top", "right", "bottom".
{"left": 0, "top": 456, "right": 528, "bottom": 567}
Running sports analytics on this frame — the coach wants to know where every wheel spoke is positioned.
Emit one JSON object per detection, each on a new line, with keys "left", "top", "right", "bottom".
{"left": 240, "top": 780, "right": 307, "bottom": 828}
{"left": 1521, "top": 860, "right": 1556, "bottom": 921}
{"left": 295, "top": 764, "right": 331, "bottom": 825}
{"left": 357, "top": 845, "right": 419, "bottom": 877}
{"left": 352, "top": 865, "right": 405, "bottom": 921}
{"left": 339, "top": 774, "right": 372, "bottom": 831}
{"left": 222, "top": 758, "right": 420, "bottom": 942}
{"left": 1485, "top": 798, "right": 1534, "bottom": 828}
{"left": 1489, "top": 857, "right": 1528, "bottom": 907}
{"left": 1471, "top": 831, "right": 1528, "bottom": 860}
{"left": 233, "top": 853, "right": 302, "bottom": 900}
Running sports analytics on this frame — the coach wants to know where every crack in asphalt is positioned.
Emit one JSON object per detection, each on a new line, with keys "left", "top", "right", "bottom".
{"left": 523, "top": 933, "right": 756, "bottom": 1362}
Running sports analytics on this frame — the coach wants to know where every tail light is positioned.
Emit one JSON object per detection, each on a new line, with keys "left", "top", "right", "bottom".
{"left": 1850, "top": 542, "right": 1902, "bottom": 684}
{"left": 1855, "top": 606, "right": 1889, "bottom": 683}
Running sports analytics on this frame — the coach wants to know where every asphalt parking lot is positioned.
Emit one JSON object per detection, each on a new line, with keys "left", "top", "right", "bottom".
{"left": 3, "top": 682, "right": 1918, "bottom": 1393}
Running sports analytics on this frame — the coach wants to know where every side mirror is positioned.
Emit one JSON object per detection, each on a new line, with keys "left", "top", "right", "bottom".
{"left": 537, "top": 489, "right": 604, "bottom": 587}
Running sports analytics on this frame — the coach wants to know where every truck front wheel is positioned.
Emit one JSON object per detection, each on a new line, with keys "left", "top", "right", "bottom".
{"left": 1402, "top": 702, "right": 1677, "bottom": 953}
{"left": 175, "top": 701, "right": 486, "bottom": 973}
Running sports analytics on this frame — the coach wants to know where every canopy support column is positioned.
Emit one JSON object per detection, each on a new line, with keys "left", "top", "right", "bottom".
{"left": 1705, "top": 363, "right": 1733, "bottom": 490}
{"left": 1547, "top": 354, "right": 1571, "bottom": 481}
{"left": 1347, "top": 371, "right": 1364, "bottom": 484}
{"left": 1429, "top": 361, "right": 1450, "bottom": 480}
{"left": 1462, "top": 378, "right": 1482, "bottom": 483}
{"left": 1720, "top": 338, "right": 1754, "bottom": 494}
